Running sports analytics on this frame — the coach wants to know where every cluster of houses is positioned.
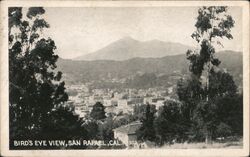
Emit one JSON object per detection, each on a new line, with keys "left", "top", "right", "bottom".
{"left": 66, "top": 85, "right": 176, "bottom": 118}
{"left": 65, "top": 84, "right": 178, "bottom": 148}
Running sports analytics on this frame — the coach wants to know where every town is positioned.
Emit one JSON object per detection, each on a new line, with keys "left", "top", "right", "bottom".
{"left": 65, "top": 83, "right": 180, "bottom": 148}
{"left": 66, "top": 84, "right": 177, "bottom": 119}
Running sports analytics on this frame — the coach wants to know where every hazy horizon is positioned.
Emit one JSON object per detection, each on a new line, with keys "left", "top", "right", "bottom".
{"left": 38, "top": 7, "right": 242, "bottom": 59}
{"left": 72, "top": 36, "right": 243, "bottom": 60}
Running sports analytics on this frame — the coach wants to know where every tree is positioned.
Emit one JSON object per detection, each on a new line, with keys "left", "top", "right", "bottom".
{"left": 187, "top": 6, "right": 235, "bottom": 97}
{"left": 179, "top": 6, "right": 241, "bottom": 143}
{"left": 9, "top": 7, "right": 70, "bottom": 141}
{"left": 208, "top": 69, "right": 237, "bottom": 98}
{"left": 90, "top": 102, "right": 106, "bottom": 120}
{"left": 133, "top": 104, "right": 147, "bottom": 120}
{"left": 213, "top": 93, "right": 243, "bottom": 136}
{"left": 98, "top": 116, "right": 114, "bottom": 141}
{"left": 154, "top": 100, "right": 188, "bottom": 145}
{"left": 41, "top": 106, "right": 87, "bottom": 140}
{"left": 177, "top": 77, "right": 204, "bottom": 120}
{"left": 136, "top": 104, "right": 156, "bottom": 142}
{"left": 83, "top": 121, "right": 99, "bottom": 140}
{"left": 189, "top": 6, "right": 235, "bottom": 143}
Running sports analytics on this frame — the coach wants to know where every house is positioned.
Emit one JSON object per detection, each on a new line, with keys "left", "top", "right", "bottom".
{"left": 103, "top": 99, "right": 118, "bottom": 107}
{"left": 103, "top": 99, "right": 112, "bottom": 107}
{"left": 113, "top": 121, "right": 142, "bottom": 147}
{"left": 128, "top": 97, "right": 143, "bottom": 104}
{"left": 117, "top": 99, "right": 128, "bottom": 108}
{"left": 74, "top": 103, "right": 89, "bottom": 118}
{"left": 155, "top": 100, "right": 165, "bottom": 110}
{"left": 87, "top": 95, "right": 103, "bottom": 106}
{"left": 143, "top": 97, "right": 153, "bottom": 104}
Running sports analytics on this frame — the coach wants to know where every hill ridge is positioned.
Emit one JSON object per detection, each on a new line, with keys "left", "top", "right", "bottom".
{"left": 58, "top": 51, "right": 242, "bottom": 88}
{"left": 74, "top": 37, "right": 193, "bottom": 61}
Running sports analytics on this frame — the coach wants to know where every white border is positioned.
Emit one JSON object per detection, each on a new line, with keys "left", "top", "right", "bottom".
{"left": 0, "top": 1, "right": 249, "bottom": 157}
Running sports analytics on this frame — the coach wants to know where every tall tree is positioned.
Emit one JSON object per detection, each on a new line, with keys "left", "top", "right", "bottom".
{"left": 136, "top": 104, "right": 156, "bottom": 142}
{"left": 90, "top": 102, "right": 106, "bottom": 120}
{"left": 177, "top": 77, "right": 204, "bottom": 119}
{"left": 9, "top": 7, "right": 68, "bottom": 141}
{"left": 188, "top": 6, "right": 235, "bottom": 96}
{"left": 42, "top": 106, "right": 87, "bottom": 140}
{"left": 83, "top": 121, "right": 99, "bottom": 140}
{"left": 181, "top": 6, "right": 240, "bottom": 143}
{"left": 98, "top": 116, "right": 114, "bottom": 141}
{"left": 154, "top": 100, "right": 188, "bottom": 145}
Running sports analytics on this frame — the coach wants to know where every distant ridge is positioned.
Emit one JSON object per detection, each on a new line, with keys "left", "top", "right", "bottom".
{"left": 74, "top": 37, "right": 193, "bottom": 61}
{"left": 58, "top": 51, "right": 242, "bottom": 87}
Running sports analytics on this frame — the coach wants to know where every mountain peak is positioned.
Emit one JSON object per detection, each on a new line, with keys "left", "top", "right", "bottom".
{"left": 144, "top": 39, "right": 166, "bottom": 44}
{"left": 147, "top": 39, "right": 161, "bottom": 42}
{"left": 74, "top": 38, "right": 193, "bottom": 61}
{"left": 118, "top": 36, "right": 138, "bottom": 42}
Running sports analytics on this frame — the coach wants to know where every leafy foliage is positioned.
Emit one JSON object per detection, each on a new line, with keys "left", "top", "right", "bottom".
{"left": 41, "top": 106, "right": 87, "bottom": 140}
{"left": 90, "top": 102, "right": 106, "bottom": 120}
{"left": 83, "top": 121, "right": 99, "bottom": 139}
{"left": 208, "top": 69, "right": 237, "bottom": 98}
{"left": 8, "top": 7, "right": 83, "bottom": 146}
{"left": 98, "top": 117, "right": 115, "bottom": 141}
{"left": 136, "top": 104, "right": 156, "bottom": 142}
{"left": 176, "top": 6, "right": 242, "bottom": 143}
{"left": 187, "top": 6, "right": 235, "bottom": 80}
{"left": 154, "top": 100, "right": 189, "bottom": 145}
{"left": 192, "top": 6, "right": 234, "bottom": 43}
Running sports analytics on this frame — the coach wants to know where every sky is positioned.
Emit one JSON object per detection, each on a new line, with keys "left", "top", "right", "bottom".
{"left": 41, "top": 7, "right": 242, "bottom": 59}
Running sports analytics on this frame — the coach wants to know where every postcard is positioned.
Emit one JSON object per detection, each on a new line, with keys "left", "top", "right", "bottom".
{"left": 0, "top": 0, "right": 249, "bottom": 156}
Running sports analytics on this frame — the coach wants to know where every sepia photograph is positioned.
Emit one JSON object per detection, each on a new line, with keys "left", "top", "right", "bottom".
{"left": 0, "top": 0, "right": 249, "bottom": 157}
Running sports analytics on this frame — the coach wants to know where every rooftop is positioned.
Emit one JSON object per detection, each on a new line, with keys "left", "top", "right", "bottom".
{"left": 113, "top": 121, "right": 142, "bottom": 135}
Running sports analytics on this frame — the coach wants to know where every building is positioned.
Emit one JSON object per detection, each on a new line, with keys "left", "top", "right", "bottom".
{"left": 128, "top": 97, "right": 143, "bottom": 104}
{"left": 143, "top": 97, "right": 153, "bottom": 104}
{"left": 113, "top": 121, "right": 142, "bottom": 147}
{"left": 167, "top": 86, "right": 174, "bottom": 94}
{"left": 103, "top": 99, "right": 118, "bottom": 107}
{"left": 117, "top": 99, "right": 128, "bottom": 108}
{"left": 155, "top": 100, "right": 165, "bottom": 110}
{"left": 74, "top": 103, "right": 89, "bottom": 118}
{"left": 87, "top": 95, "right": 103, "bottom": 106}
